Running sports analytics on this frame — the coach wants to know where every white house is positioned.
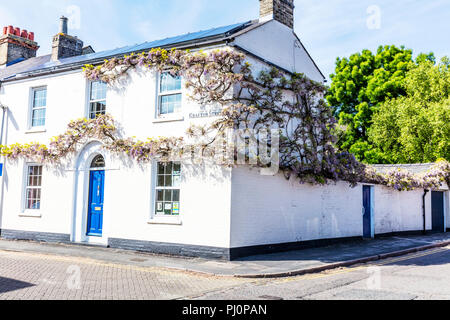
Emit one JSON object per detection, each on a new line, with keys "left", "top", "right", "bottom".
{"left": 0, "top": 0, "right": 448, "bottom": 260}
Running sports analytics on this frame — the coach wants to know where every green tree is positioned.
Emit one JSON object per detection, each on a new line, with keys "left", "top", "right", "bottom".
{"left": 326, "top": 45, "right": 433, "bottom": 163}
{"left": 369, "top": 58, "right": 450, "bottom": 163}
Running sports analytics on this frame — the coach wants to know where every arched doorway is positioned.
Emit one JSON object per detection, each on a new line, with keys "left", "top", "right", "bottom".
{"left": 86, "top": 155, "right": 106, "bottom": 237}
{"left": 71, "top": 141, "right": 109, "bottom": 245}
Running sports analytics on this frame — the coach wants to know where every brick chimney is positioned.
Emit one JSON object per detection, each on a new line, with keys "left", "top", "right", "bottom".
{"left": 0, "top": 25, "right": 39, "bottom": 66}
{"left": 51, "top": 16, "right": 83, "bottom": 61}
{"left": 259, "top": 0, "right": 295, "bottom": 29}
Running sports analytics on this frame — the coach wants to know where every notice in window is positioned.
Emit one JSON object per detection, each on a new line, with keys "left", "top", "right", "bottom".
{"left": 173, "top": 203, "right": 180, "bottom": 214}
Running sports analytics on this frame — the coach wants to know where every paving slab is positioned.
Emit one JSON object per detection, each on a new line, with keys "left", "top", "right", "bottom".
{"left": 0, "top": 233, "right": 450, "bottom": 278}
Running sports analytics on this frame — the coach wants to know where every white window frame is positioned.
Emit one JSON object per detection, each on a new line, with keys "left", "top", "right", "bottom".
{"left": 156, "top": 72, "right": 183, "bottom": 120}
{"left": 88, "top": 80, "right": 107, "bottom": 119}
{"left": 21, "top": 163, "right": 43, "bottom": 217}
{"left": 149, "top": 161, "right": 182, "bottom": 225}
{"left": 29, "top": 86, "right": 47, "bottom": 129}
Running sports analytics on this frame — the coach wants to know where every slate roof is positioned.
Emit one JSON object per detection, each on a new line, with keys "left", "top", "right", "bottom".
{"left": 0, "top": 21, "right": 254, "bottom": 82}
{"left": 0, "top": 54, "right": 51, "bottom": 81}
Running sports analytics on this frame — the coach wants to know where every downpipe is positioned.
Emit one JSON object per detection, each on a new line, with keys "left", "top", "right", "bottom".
{"left": 0, "top": 103, "right": 6, "bottom": 237}
{"left": 423, "top": 189, "right": 429, "bottom": 235}
{"left": 0, "top": 103, "right": 6, "bottom": 145}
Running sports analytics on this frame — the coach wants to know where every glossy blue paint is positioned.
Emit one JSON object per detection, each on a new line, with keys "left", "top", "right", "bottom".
{"left": 0, "top": 163, "right": 3, "bottom": 177}
{"left": 87, "top": 170, "right": 105, "bottom": 237}
{"left": 363, "top": 185, "right": 373, "bottom": 238}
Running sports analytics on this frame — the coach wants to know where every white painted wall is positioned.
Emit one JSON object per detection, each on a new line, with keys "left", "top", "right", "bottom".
{"left": 373, "top": 185, "right": 430, "bottom": 234}
{"left": 0, "top": 59, "right": 233, "bottom": 249}
{"left": 230, "top": 167, "right": 443, "bottom": 248}
{"left": 0, "top": 159, "right": 74, "bottom": 235}
{"left": 234, "top": 20, "right": 325, "bottom": 82}
{"left": 230, "top": 166, "right": 363, "bottom": 247}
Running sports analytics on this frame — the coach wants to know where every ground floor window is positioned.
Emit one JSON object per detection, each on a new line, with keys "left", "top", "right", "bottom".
{"left": 25, "top": 165, "right": 42, "bottom": 210}
{"left": 155, "top": 162, "right": 181, "bottom": 216}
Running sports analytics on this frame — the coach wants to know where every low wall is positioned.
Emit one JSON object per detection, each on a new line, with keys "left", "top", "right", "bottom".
{"left": 230, "top": 167, "right": 438, "bottom": 251}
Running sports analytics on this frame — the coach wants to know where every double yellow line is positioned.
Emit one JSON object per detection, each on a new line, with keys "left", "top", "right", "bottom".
{"left": 275, "top": 246, "right": 450, "bottom": 283}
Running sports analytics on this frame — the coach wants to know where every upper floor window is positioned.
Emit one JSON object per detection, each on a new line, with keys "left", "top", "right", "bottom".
{"left": 25, "top": 165, "right": 42, "bottom": 210}
{"left": 89, "top": 81, "right": 107, "bottom": 119}
{"left": 31, "top": 87, "right": 47, "bottom": 127}
{"left": 158, "top": 73, "right": 182, "bottom": 117}
{"left": 155, "top": 162, "right": 181, "bottom": 216}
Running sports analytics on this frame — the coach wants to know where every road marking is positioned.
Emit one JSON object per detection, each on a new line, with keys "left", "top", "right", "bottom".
{"left": 375, "top": 247, "right": 449, "bottom": 266}
{"left": 274, "top": 246, "right": 450, "bottom": 283}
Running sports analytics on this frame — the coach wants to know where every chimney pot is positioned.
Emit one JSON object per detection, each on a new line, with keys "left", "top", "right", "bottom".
{"left": 59, "top": 16, "right": 68, "bottom": 34}
{"left": 52, "top": 16, "right": 83, "bottom": 61}
{"left": 0, "top": 25, "right": 39, "bottom": 66}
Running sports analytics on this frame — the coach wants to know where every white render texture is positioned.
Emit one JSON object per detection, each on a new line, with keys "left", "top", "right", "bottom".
{"left": 230, "top": 166, "right": 448, "bottom": 248}
{"left": 234, "top": 20, "right": 325, "bottom": 82}
{"left": 0, "top": 66, "right": 233, "bottom": 249}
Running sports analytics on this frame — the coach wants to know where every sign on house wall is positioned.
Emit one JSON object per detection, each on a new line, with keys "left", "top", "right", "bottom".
{"left": 189, "top": 105, "right": 222, "bottom": 119}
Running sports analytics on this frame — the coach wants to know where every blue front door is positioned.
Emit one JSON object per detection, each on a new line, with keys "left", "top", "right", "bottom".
{"left": 87, "top": 170, "right": 105, "bottom": 237}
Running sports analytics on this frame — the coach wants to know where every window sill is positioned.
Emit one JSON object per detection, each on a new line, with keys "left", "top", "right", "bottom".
{"left": 25, "top": 128, "right": 47, "bottom": 134}
{"left": 148, "top": 217, "right": 182, "bottom": 226}
{"left": 152, "top": 116, "right": 184, "bottom": 124}
{"left": 19, "top": 211, "right": 42, "bottom": 218}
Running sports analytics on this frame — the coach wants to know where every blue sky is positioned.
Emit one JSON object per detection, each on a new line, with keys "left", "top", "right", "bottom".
{"left": 1, "top": 0, "right": 449, "bottom": 80}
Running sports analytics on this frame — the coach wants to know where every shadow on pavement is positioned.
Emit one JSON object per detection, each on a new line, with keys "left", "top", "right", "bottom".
{"left": 236, "top": 233, "right": 450, "bottom": 267}
{"left": 0, "top": 277, "right": 35, "bottom": 294}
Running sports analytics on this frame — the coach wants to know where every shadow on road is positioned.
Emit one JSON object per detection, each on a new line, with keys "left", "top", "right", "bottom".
{"left": 0, "top": 277, "right": 35, "bottom": 294}
{"left": 236, "top": 233, "right": 450, "bottom": 267}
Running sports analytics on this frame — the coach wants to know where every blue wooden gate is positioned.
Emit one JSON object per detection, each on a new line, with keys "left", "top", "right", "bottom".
{"left": 363, "top": 186, "right": 373, "bottom": 238}
{"left": 432, "top": 191, "right": 445, "bottom": 233}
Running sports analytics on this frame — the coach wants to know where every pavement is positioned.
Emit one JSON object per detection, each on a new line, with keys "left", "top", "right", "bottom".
{"left": 0, "top": 232, "right": 450, "bottom": 278}
{"left": 0, "top": 250, "right": 249, "bottom": 300}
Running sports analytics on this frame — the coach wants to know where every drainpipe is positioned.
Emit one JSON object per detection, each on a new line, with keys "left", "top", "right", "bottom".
{"left": 423, "top": 189, "right": 429, "bottom": 234}
{"left": 0, "top": 103, "right": 7, "bottom": 145}
{"left": 0, "top": 103, "right": 6, "bottom": 236}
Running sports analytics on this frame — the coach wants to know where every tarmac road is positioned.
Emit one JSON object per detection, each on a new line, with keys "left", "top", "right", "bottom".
{"left": 193, "top": 246, "right": 450, "bottom": 300}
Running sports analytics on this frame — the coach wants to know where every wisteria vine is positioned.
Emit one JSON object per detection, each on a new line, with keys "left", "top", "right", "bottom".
{"left": 1, "top": 48, "right": 449, "bottom": 191}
